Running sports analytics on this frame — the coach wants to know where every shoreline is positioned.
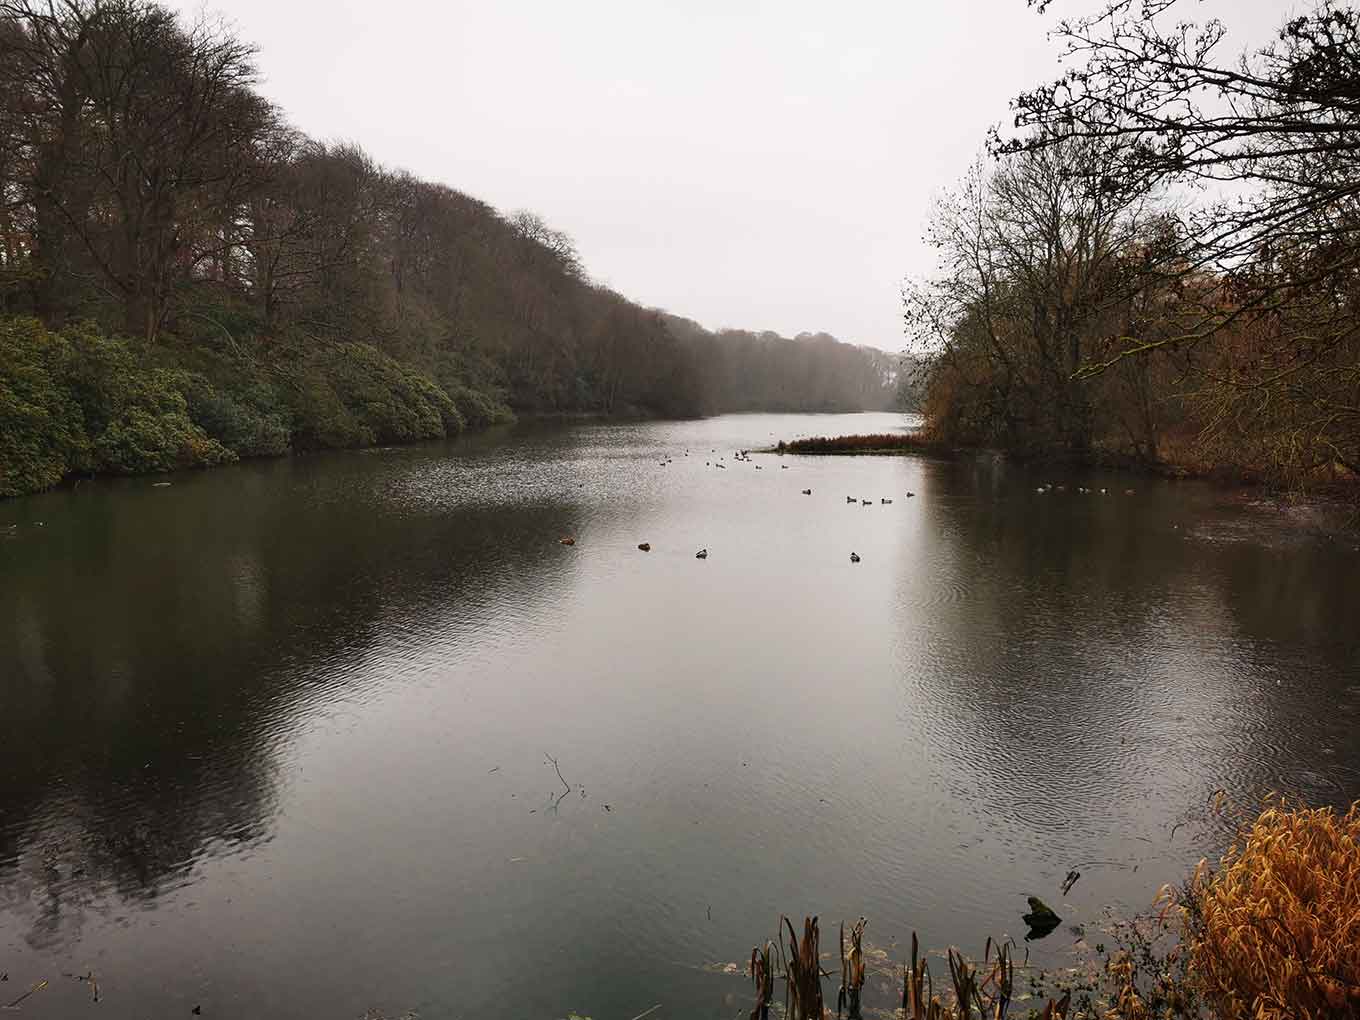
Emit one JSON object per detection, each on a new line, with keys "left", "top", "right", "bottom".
{"left": 1, "top": 409, "right": 901, "bottom": 503}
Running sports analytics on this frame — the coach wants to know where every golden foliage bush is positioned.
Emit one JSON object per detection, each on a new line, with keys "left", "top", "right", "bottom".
{"left": 1188, "top": 799, "right": 1360, "bottom": 1020}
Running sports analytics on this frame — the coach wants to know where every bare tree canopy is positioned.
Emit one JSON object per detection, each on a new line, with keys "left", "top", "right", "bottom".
{"left": 904, "top": 0, "right": 1360, "bottom": 487}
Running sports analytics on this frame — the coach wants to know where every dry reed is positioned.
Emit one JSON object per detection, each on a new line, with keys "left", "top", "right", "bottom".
{"left": 748, "top": 941, "right": 775, "bottom": 1020}
{"left": 837, "top": 917, "right": 867, "bottom": 1018}
{"left": 1186, "top": 797, "right": 1360, "bottom": 1020}
{"left": 781, "top": 915, "right": 826, "bottom": 1020}
{"left": 776, "top": 433, "right": 938, "bottom": 455}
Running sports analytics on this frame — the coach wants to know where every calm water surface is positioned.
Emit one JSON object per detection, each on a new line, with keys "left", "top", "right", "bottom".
{"left": 2, "top": 412, "right": 1358, "bottom": 1019}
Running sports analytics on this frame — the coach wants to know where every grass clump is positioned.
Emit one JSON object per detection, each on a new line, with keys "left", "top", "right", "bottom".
{"left": 1184, "top": 798, "right": 1360, "bottom": 1019}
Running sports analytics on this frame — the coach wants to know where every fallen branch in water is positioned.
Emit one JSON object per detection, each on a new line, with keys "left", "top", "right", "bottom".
{"left": 4, "top": 979, "right": 48, "bottom": 1009}
{"left": 544, "top": 752, "right": 570, "bottom": 794}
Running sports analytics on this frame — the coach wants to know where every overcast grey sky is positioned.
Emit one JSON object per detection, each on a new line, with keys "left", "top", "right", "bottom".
{"left": 172, "top": 0, "right": 1293, "bottom": 351}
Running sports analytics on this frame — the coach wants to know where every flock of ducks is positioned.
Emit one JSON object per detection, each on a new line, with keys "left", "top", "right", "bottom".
{"left": 846, "top": 494, "right": 914, "bottom": 505}
{"left": 557, "top": 445, "right": 919, "bottom": 566}
{"left": 1035, "top": 484, "right": 1136, "bottom": 496}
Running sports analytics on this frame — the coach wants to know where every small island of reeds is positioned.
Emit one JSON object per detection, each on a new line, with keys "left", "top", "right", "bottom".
{"left": 773, "top": 433, "right": 946, "bottom": 455}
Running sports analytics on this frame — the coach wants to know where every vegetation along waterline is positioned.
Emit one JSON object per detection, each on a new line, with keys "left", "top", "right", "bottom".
{"left": 738, "top": 798, "right": 1360, "bottom": 1020}
{"left": 900, "top": 2, "right": 1360, "bottom": 502}
{"left": 0, "top": 0, "right": 907, "bottom": 499}
{"left": 772, "top": 433, "right": 949, "bottom": 456}
{"left": 4, "top": 0, "right": 1360, "bottom": 1014}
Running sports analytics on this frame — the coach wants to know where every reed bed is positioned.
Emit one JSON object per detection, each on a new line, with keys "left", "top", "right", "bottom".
{"left": 745, "top": 800, "right": 1359, "bottom": 1019}
{"left": 755, "top": 917, "right": 1063, "bottom": 1020}
{"left": 774, "top": 433, "right": 939, "bottom": 455}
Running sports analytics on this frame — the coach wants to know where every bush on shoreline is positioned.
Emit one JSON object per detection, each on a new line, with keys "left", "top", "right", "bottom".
{"left": 1184, "top": 798, "right": 1360, "bottom": 1019}
{"left": 0, "top": 316, "right": 514, "bottom": 498}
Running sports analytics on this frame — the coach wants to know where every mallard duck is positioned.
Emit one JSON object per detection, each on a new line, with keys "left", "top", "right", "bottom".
{"left": 861, "top": 500, "right": 871, "bottom": 506}
{"left": 559, "top": 537, "right": 576, "bottom": 546}
{"left": 637, "top": 543, "right": 651, "bottom": 552}
{"left": 846, "top": 496, "right": 856, "bottom": 503}
{"left": 802, "top": 489, "right": 812, "bottom": 495}
{"left": 695, "top": 548, "right": 708, "bottom": 559}
{"left": 850, "top": 552, "right": 861, "bottom": 563}
{"left": 881, "top": 498, "right": 892, "bottom": 504}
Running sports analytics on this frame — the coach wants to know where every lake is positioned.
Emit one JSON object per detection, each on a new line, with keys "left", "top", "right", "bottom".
{"left": 2, "top": 412, "right": 1358, "bottom": 1019}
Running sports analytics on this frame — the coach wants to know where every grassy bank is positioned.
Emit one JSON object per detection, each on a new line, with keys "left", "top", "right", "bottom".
{"left": 0, "top": 316, "right": 514, "bottom": 499}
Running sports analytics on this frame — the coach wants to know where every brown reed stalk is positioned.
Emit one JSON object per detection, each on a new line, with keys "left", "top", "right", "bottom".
{"left": 1186, "top": 797, "right": 1360, "bottom": 1020}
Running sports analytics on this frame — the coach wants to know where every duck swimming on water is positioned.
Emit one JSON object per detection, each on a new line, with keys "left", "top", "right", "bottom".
{"left": 695, "top": 548, "right": 708, "bottom": 559}
{"left": 850, "top": 552, "right": 861, "bottom": 563}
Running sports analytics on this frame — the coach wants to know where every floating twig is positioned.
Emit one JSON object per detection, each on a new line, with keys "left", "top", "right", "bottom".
{"left": 628, "top": 1005, "right": 662, "bottom": 1020}
{"left": 4, "top": 979, "right": 48, "bottom": 1009}
{"left": 544, "top": 752, "right": 570, "bottom": 794}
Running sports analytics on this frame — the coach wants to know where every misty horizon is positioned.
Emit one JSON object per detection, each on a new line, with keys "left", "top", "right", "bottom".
{"left": 161, "top": 0, "right": 1289, "bottom": 353}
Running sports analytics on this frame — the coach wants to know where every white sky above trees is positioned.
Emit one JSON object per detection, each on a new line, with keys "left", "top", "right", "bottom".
{"left": 175, "top": 0, "right": 1295, "bottom": 352}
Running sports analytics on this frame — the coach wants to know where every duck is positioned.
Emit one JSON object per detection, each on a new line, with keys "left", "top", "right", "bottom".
{"left": 802, "top": 488, "right": 812, "bottom": 495}
{"left": 637, "top": 543, "right": 651, "bottom": 552}
{"left": 850, "top": 552, "right": 861, "bottom": 563}
{"left": 881, "top": 498, "right": 893, "bottom": 504}
{"left": 861, "top": 499, "right": 871, "bottom": 506}
{"left": 695, "top": 548, "right": 708, "bottom": 560}
{"left": 906, "top": 491, "right": 916, "bottom": 497}
{"left": 846, "top": 496, "right": 856, "bottom": 504}
{"left": 559, "top": 537, "right": 576, "bottom": 546}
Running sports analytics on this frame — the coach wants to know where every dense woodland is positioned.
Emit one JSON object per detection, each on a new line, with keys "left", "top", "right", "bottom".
{"left": 0, "top": 0, "right": 900, "bottom": 498}
{"left": 909, "top": 0, "right": 1360, "bottom": 493}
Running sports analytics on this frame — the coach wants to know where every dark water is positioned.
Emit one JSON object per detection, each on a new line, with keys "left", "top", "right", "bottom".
{"left": 2, "top": 412, "right": 1358, "bottom": 1019}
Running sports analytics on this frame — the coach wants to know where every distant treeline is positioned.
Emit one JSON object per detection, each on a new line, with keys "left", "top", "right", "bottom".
{"left": 0, "top": 0, "right": 902, "bottom": 497}
{"left": 908, "top": 2, "right": 1360, "bottom": 493}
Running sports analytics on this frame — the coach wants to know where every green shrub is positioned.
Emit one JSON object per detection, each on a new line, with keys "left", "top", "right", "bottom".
{"left": 88, "top": 367, "right": 235, "bottom": 474}
{"left": 288, "top": 343, "right": 465, "bottom": 448}
{"left": 406, "top": 368, "right": 465, "bottom": 436}
{"left": 0, "top": 317, "right": 88, "bottom": 497}
{"left": 286, "top": 364, "right": 374, "bottom": 449}
{"left": 1, "top": 314, "right": 512, "bottom": 498}
{"left": 186, "top": 378, "right": 292, "bottom": 458}
{"left": 449, "top": 382, "right": 515, "bottom": 428}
